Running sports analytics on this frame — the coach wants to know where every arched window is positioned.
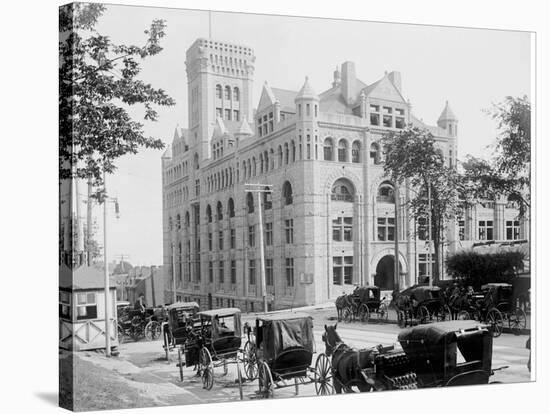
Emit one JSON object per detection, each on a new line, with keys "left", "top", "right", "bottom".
{"left": 252, "top": 157, "right": 257, "bottom": 176}
{"left": 228, "top": 198, "right": 235, "bottom": 217}
{"left": 233, "top": 87, "right": 240, "bottom": 101}
{"left": 264, "top": 151, "right": 269, "bottom": 172}
{"left": 284, "top": 143, "right": 289, "bottom": 165}
{"left": 278, "top": 146, "right": 283, "bottom": 168}
{"left": 259, "top": 153, "right": 264, "bottom": 174}
{"left": 217, "top": 201, "right": 223, "bottom": 220}
{"left": 194, "top": 153, "right": 199, "bottom": 170}
{"left": 282, "top": 181, "right": 293, "bottom": 205}
{"left": 291, "top": 141, "right": 296, "bottom": 162}
{"left": 247, "top": 192, "right": 254, "bottom": 213}
{"left": 352, "top": 141, "right": 361, "bottom": 163}
{"left": 369, "top": 142, "right": 380, "bottom": 165}
{"left": 176, "top": 214, "right": 181, "bottom": 230}
{"left": 206, "top": 205, "right": 212, "bottom": 222}
{"left": 247, "top": 159, "right": 251, "bottom": 178}
{"left": 215, "top": 84, "right": 222, "bottom": 99}
{"left": 224, "top": 85, "right": 231, "bottom": 100}
{"left": 185, "top": 211, "right": 190, "bottom": 227}
{"left": 331, "top": 178, "right": 355, "bottom": 202}
{"left": 242, "top": 161, "right": 247, "bottom": 181}
{"left": 377, "top": 182, "right": 395, "bottom": 203}
{"left": 324, "top": 138, "right": 334, "bottom": 161}
{"left": 269, "top": 149, "right": 275, "bottom": 170}
{"left": 263, "top": 186, "right": 272, "bottom": 210}
{"left": 338, "top": 139, "right": 348, "bottom": 162}
{"left": 168, "top": 216, "right": 173, "bottom": 231}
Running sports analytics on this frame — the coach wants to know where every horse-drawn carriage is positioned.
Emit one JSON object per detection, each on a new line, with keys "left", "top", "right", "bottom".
{"left": 322, "top": 320, "right": 504, "bottom": 393}
{"left": 251, "top": 313, "right": 334, "bottom": 398}
{"left": 456, "top": 283, "right": 527, "bottom": 337}
{"left": 393, "top": 285, "right": 450, "bottom": 327}
{"left": 161, "top": 301, "right": 200, "bottom": 360}
{"left": 337, "top": 286, "right": 389, "bottom": 323}
{"left": 118, "top": 305, "right": 165, "bottom": 343}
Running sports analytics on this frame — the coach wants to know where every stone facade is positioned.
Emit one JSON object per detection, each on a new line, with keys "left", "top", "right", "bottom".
{"left": 161, "top": 38, "right": 526, "bottom": 311}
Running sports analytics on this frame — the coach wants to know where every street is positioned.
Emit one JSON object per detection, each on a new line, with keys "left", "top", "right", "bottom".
{"left": 66, "top": 305, "right": 531, "bottom": 411}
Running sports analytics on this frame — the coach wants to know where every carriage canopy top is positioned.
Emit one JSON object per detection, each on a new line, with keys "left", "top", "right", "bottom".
{"left": 198, "top": 307, "right": 241, "bottom": 319}
{"left": 408, "top": 285, "right": 441, "bottom": 302}
{"left": 398, "top": 320, "right": 487, "bottom": 348}
{"left": 166, "top": 301, "right": 200, "bottom": 311}
{"left": 258, "top": 313, "right": 314, "bottom": 361}
{"left": 354, "top": 286, "right": 381, "bottom": 302}
{"left": 481, "top": 283, "right": 512, "bottom": 290}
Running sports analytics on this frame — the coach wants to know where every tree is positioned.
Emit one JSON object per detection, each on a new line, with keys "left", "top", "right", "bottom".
{"left": 381, "top": 126, "right": 462, "bottom": 282}
{"left": 59, "top": 3, "right": 175, "bottom": 189}
{"left": 461, "top": 96, "right": 530, "bottom": 217}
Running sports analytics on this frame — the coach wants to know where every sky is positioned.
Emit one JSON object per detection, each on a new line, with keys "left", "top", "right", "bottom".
{"left": 86, "top": 4, "right": 532, "bottom": 266}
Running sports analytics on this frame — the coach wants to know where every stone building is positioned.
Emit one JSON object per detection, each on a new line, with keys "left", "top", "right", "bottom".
{"left": 161, "top": 38, "right": 527, "bottom": 311}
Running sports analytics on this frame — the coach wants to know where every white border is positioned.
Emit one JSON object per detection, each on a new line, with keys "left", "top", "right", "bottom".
{"left": 1, "top": 1, "right": 546, "bottom": 414}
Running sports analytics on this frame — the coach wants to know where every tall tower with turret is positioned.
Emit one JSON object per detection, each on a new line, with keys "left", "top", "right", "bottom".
{"left": 294, "top": 76, "right": 320, "bottom": 160}
{"left": 185, "top": 39, "right": 255, "bottom": 162}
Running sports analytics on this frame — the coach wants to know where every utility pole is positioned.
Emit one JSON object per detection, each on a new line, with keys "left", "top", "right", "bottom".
{"left": 171, "top": 240, "right": 177, "bottom": 304}
{"left": 394, "top": 184, "right": 400, "bottom": 291}
{"left": 245, "top": 183, "right": 272, "bottom": 313}
{"left": 427, "top": 178, "right": 433, "bottom": 287}
{"left": 103, "top": 169, "right": 111, "bottom": 357}
{"left": 87, "top": 177, "right": 93, "bottom": 266}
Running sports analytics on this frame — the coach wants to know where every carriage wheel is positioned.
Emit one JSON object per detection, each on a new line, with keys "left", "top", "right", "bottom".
{"left": 509, "top": 307, "right": 527, "bottom": 333}
{"left": 397, "top": 310, "right": 405, "bottom": 328}
{"left": 343, "top": 307, "right": 353, "bottom": 323}
{"left": 117, "top": 325, "right": 125, "bottom": 344}
{"left": 200, "top": 348, "right": 214, "bottom": 390}
{"left": 378, "top": 303, "right": 389, "bottom": 322}
{"left": 487, "top": 308, "right": 504, "bottom": 338}
{"left": 222, "top": 359, "right": 228, "bottom": 376}
{"left": 417, "top": 306, "right": 430, "bottom": 324}
{"left": 144, "top": 321, "right": 154, "bottom": 341}
{"left": 358, "top": 304, "right": 370, "bottom": 324}
{"left": 314, "top": 353, "right": 334, "bottom": 395}
{"left": 457, "top": 310, "right": 470, "bottom": 320}
{"left": 152, "top": 322, "right": 161, "bottom": 340}
{"left": 258, "top": 361, "right": 274, "bottom": 398}
{"left": 243, "top": 341, "right": 258, "bottom": 380}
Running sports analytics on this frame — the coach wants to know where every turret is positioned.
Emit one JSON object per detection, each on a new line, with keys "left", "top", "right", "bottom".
{"left": 332, "top": 66, "right": 341, "bottom": 88}
{"left": 294, "top": 76, "right": 319, "bottom": 120}
{"left": 437, "top": 100, "right": 458, "bottom": 137}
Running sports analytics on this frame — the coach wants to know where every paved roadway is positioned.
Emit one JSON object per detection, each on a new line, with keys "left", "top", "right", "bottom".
{"left": 81, "top": 306, "right": 531, "bottom": 406}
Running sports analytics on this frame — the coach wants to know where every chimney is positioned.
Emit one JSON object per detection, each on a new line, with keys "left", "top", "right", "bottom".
{"left": 341, "top": 61, "right": 356, "bottom": 105}
{"left": 388, "top": 71, "right": 402, "bottom": 93}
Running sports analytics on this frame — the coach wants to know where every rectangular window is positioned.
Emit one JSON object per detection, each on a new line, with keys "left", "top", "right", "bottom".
{"left": 332, "top": 217, "right": 353, "bottom": 241}
{"left": 218, "top": 230, "right": 224, "bottom": 250}
{"left": 377, "top": 217, "right": 395, "bottom": 241}
{"left": 332, "top": 217, "right": 342, "bottom": 241}
{"left": 333, "top": 256, "right": 342, "bottom": 285}
{"left": 233, "top": 110, "right": 240, "bottom": 122}
{"left": 224, "top": 109, "right": 231, "bottom": 120}
{"left": 249, "top": 259, "right": 256, "bottom": 285}
{"left": 208, "top": 233, "right": 213, "bottom": 250}
{"left": 269, "top": 120, "right": 273, "bottom": 132}
{"left": 285, "top": 219, "right": 294, "bottom": 244}
{"left": 306, "top": 103, "right": 311, "bottom": 116}
{"left": 195, "top": 179, "right": 200, "bottom": 196}
{"left": 458, "top": 220, "right": 465, "bottom": 241}
{"left": 209, "top": 261, "right": 213, "bottom": 283}
{"left": 418, "top": 253, "right": 435, "bottom": 279}
{"left": 218, "top": 260, "right": 224, "bottom": 283}
{"left": 370, "top": 104, "right": 380, "bottom": 112}
{"left": 231, "top": 260, "right": 237, "bottom": 284}
{"left": 265, "top": 222, "right": 273, "bottom": 246}
{"left": 395, "top": 117, "right": 405, "bottom": 129}
{"left": 395, "top": 108, "right": 405, "bottom": 116}
{"left": 248, "top": 225, "right": 255, "bottom": 247}
{"left": 343, "top": 217, "right": 353, "bottom": 241}
{"left": 76, "top": 292, "right": 97, "bottom": 320}
{"left": 344, "top": 256, "right": 353, "bottom": 284}
{"left": 506, "top": 220, "right": 521, "bottom": 240}
{"left": 59, "top": 291, "right": 71, "bottom": 320}
{"left": 383, "top": 106, "right": 393, "bottom": 114}
{"left": 230, "top": 228, "right": 236, "bottom": 249}
{"left": 417, "top": 217, "right": 427, "bottom": 241}
{"left": 285, "top": 257, "right": 294, "bottom": 287}
{"left": 478, "top": 220, "right": 494, "bottom": 240}
{"left": 266, "top": 258, "right": 273, "bottom": 286}
{"left": 216, "top": 107, "right": 222, "bottom": 118}
{"left": 383, "top": 115, "right": 393, "bottom": 127}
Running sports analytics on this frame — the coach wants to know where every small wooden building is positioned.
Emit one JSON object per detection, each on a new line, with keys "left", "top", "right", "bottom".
{"left": 59, "top": 264, "right": 119, "bottom": 352}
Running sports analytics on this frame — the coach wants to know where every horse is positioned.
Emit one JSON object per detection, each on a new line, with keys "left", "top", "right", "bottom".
{"left": 322, "top": 323, "right": 377, "bottom": 393}
{"left": 335, "top": 294, "right": 350, "bottom": 322}
{"left": 390, "top": 291, "right": 412, "bottom": 327}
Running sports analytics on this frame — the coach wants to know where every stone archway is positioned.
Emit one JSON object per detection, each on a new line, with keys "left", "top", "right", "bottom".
{"left": 374, "top": 255, "right": 402, "bottom": 291}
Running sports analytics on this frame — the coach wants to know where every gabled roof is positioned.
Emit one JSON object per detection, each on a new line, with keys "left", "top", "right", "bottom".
{"left": 235, "top": 117, "right": 253, "bottom": 136}
{"left": 161, "top": 144, "right": 172, "bottom": 159}
{"left": 361, "top": 74, "right": 406, "bottom": 103}
{"left": 319, "top": 78, "right": 368, "bottom": 114}
{"left": 271, "top": 87, "right": 297, "bottom": 112}
{"left": 257, "top": 82, "right": 277, "bottom": 111}
{"left": 212, "top": 116, "right": 229, "bottom": 138}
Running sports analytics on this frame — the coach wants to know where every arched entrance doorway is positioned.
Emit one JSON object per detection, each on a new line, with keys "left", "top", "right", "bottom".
{"left": 374, "top": 255, "right": 402, "bottom": 291}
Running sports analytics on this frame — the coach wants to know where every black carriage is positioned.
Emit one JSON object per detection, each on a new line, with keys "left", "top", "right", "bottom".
{"left": 395, "top": 285, "right": 450, "bottom": 327}
{"left": 251, "top": 313, "right": 333, "bottom": 398}
{"left": 398, "top": 320, "right": 505, "bottom": 387}
{"left": 117, "top": 306, "right": 163, "bottom": 343}
{"left": 341, "top": 286, "right": 389, "bottom": 324}
{"left": 459, "top": 283, "right": 527, "bottom": 337}
{"left": 161, "top": 301, "right": 200, "bottom": 360}
{"left": 184, "top": 308, "right": 247, "bottom": 398}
